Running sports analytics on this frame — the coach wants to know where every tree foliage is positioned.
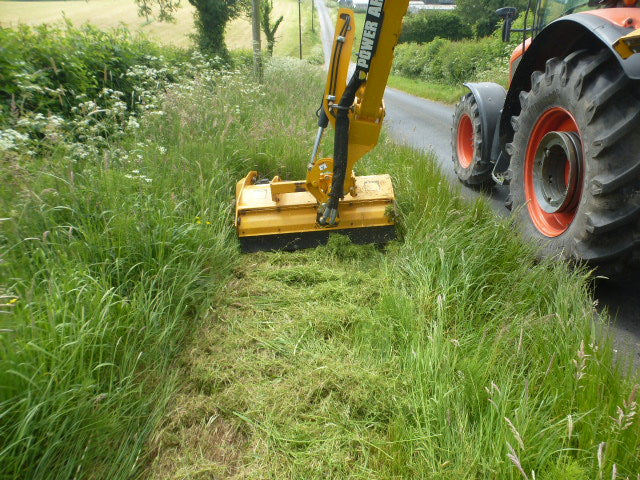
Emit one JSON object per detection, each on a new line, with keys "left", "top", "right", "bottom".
{"left": 399, "top": 11, "right": 472, "bottom": 44}
{"left": 189, "top": 0, "right": 248, "bottom": 57}
{"left": 134, "top": 0, "right": 181, "bottom": 21}
{"left": 456, "top": 0, "right": 529, "bottom": 37}
{"left": 260, "top": 0, "right": 284, "bottom": 56}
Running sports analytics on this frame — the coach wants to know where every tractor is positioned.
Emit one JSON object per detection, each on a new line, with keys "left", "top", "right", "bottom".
{"left": 452, "top": 0, "right": 640, "bottom": 275}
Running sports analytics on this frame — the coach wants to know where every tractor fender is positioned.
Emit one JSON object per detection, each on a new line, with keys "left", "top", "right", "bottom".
{"left": 499, "top": 12, "right": 640, "bottom": 156}
{"left": 463, "top": 82, "right": 507, "bottom": 182}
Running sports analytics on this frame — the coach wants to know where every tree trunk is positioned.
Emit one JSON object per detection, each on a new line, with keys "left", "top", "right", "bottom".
{"left": 251, "top": 0, "right": 264, "bottom": 83}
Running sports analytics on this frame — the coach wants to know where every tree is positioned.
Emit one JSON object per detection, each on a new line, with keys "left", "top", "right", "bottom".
{"left": 134, "top": 0, "right": 181, "bottom": 22}
{"left": 134, "top": 0, "right": 247, "bottom": 58}
{"left": 188, "top": 0, "right": 247, "bottom": 58}
{"left": 252, "top": 0, "right": 264, "bottom": 82}
{"left": 456, "top": 0, "right": 528, "bottom": 37}
{"left": 260, "top": 0, "right": 284, "bottom": 56}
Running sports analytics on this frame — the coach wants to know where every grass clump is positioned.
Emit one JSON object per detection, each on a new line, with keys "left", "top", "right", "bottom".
{"left": 392, "top": 36, "right": 513, "bottom": 89}
{"left": 147, "top": 65, "right": 640, "bottom": 478}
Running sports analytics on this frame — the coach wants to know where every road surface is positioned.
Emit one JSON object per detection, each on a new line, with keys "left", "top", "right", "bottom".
{"left": 314, "top": 0, "right": 640, "bottom": 369}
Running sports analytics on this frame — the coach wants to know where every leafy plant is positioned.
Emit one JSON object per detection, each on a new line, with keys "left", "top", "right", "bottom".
{"left": 393, "top": 36, "right": 511, "bottom": 86}
{"left": 0, "top": 23, "right": 179, "bottom": 127}
{"left": 456, "top": 0, "right": 529, "bottom": 37}
{"left": 260, "top": 0, "right": 284, "bottom": 57}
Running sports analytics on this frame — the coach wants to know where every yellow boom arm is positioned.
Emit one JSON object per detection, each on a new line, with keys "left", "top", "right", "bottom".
{"left": 310, "top": 0, "right": 410, "bottom": 226}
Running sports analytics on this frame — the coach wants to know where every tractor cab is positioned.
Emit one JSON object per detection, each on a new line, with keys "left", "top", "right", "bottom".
{"left": 535, "top": 0, "right": 592, "bottom": 28}
{"left": 500, "top": 0, "right": 638, "bottom": 44}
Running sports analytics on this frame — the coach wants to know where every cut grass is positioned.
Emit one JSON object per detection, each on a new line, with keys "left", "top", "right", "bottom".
{"left": 145, "top": 64, "right": 640, "bottom": 479}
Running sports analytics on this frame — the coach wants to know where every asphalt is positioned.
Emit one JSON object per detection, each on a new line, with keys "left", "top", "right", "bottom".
{"left": 314, "top": 0, "right": 640, "bottom": 370}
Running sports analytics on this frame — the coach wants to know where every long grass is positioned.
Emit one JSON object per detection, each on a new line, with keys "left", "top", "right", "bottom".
{"left": 0, "top": 53, "right": 326, "bottom": 480}
{"left": 147, "top": 65, "right": 640, "bottom": 478}
{"left": 0, "top": 108, "right": 238, "bottom": 478}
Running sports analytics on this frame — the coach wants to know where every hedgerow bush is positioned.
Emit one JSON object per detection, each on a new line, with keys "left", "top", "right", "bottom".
{"left": 0, "top": 24, "right": 232, "bottom": 163}
{"left": 399, "top": 10, "right": 472, "bottom": 44}
{"left": 0, "top": 23, "right": 185, "bottom": 126}
{"left": 393, "top": 12, "right": 530, "bottom": 87}
{"left": 393, "top": 35, "right": 513, "bottom": 85}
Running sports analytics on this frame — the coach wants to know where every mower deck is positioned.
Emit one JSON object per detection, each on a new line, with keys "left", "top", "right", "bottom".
{"left": 235, "top": 171, "right": 396, "bottom": 252}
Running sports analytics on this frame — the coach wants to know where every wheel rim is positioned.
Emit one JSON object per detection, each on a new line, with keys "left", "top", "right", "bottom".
{"left": 525, "top": 107, "right": 583, "bottom": 237}
{"left": 457, "top": 114, "right": 474, "bottom": 169}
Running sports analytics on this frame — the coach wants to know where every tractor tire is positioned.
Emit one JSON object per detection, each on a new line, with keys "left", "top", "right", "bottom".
{"left": 507, "top": 49, "right": 640, "bottom": 275}
{"left": 452, "top": 93, "right": 493, "bottom": 187}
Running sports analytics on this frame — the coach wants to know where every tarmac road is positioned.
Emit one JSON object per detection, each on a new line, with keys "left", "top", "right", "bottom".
{"left": 314, "top": 0, "right": 640, "bottom": 370}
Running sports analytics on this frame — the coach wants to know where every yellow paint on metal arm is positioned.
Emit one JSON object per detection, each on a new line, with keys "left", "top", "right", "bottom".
{"left": 614, "top": 28, "right": 640, "bottom": 59}
{"left": 343, "top": 0, "right": 410, "bottom": 194}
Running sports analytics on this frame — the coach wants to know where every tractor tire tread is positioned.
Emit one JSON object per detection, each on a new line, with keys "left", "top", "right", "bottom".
{"left": 509, "top": 49, "right": 640, "bottom": 276}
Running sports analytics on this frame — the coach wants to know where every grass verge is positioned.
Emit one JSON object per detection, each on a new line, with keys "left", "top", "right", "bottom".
{"left": 145, "top": 66, "right": 640, "bottom": 478}
{"left": 387, "top": 75, "right": 465, "bottom": 104}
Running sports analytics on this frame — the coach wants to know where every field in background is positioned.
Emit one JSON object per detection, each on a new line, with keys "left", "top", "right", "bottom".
{"left": 0, "top": 0, "right": 320, "bottom": 56}
{"left": 227, "top": 0, "right": 321, "bottom": 58}
{"left": 0, "top": 0, "right": 196, "bottom": 46}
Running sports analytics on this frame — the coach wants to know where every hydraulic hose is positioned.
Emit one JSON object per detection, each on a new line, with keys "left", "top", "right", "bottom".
{"left": 318, "top": 72, "right": 365, "bottom": 226}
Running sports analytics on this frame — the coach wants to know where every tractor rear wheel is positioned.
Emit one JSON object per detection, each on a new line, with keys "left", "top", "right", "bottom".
{"left": 452, "top": 93, "right": 493, "bottom": 186}
{"left": 508, "top": 50, "right": 640, "bottom": 274}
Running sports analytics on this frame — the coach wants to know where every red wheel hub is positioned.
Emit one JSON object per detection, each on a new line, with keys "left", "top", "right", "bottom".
{"left": 525, "top": 107, "right": 583, "bottom": 237}
{"left": 457, "top": 114, "right": 474, "bottom": 169}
